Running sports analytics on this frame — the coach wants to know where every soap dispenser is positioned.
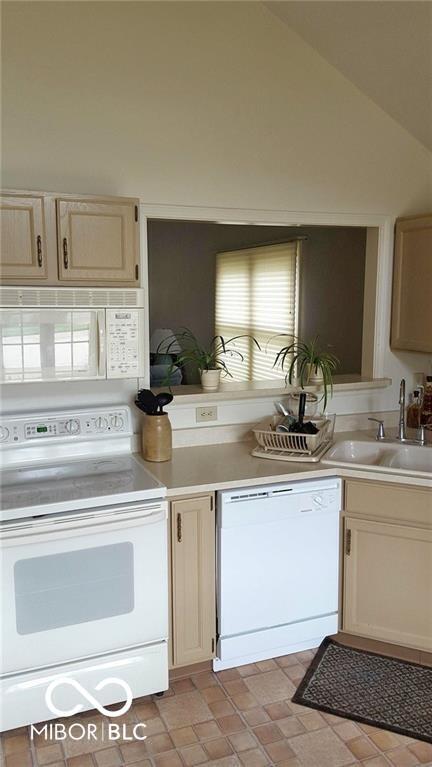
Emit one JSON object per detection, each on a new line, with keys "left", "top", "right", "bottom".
{"left": 407, "top": 390, "right": 422, "bottom": 428}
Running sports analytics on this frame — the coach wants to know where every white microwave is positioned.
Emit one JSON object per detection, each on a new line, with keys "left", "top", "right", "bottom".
{"left": 0, "top": 287, "right": 146, "bottom": 383}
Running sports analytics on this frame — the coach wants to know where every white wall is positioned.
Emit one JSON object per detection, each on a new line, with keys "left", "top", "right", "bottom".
{"left": 3, "top": 2, "right": 431, "bottom": 212}
{"left": 2, "top": 1, "right": 432, "bottom": 426}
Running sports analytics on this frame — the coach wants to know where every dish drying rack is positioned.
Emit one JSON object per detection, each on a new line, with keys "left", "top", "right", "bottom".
{"left": 251, "top": 414, "right": 335, "bottom": 462}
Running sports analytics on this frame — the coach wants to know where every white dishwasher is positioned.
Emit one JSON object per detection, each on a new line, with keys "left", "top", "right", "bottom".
{"left": 214, "top": 477, "right": 341, "bottom": 671}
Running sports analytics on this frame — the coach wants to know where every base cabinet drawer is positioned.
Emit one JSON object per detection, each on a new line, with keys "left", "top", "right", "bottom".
{"left": 170, "top": 495, "right": 216, "bottom": 668}
{"left": 344, "top": 479, "right": 432, "bottom": 526}
{"left": 343, "top": 517, "right": 432, "bottom": 651}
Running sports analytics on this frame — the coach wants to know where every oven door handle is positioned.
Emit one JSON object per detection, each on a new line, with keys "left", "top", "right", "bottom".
{"left": 0, "top": 504, "right": 167, "bottom": 543}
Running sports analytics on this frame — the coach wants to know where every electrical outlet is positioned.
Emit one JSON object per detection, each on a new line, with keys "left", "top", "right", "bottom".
{"left": 196, "top": 406, "right": 218, "bottom": 422}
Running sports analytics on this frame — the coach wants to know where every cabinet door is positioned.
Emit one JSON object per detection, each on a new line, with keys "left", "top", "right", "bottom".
{"left": 391, "top": 213, "right": 432, "bottom": 353}
{"left": 171, "top": 496, "right": 216, "bottom": 667}
{"left": 57, "top": 199, "right": 138, "bottom": 284}
{"left": 0, "top": 195, "right": 47, "bottom": 280}
{"left": 343, "top": 517, "right": 432, "bottom": 650}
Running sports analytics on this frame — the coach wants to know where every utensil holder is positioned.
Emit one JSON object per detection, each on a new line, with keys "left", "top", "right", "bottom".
{"left": 142, "top": 413, "right": 172, "bottom": 462}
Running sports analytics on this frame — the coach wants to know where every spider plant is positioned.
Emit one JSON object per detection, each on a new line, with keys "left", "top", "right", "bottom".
{"left": 273, "top": 335, "right": 339, "bottom": 410}
{"left": 161, "top": 328, "right": 261, "bottom": 387}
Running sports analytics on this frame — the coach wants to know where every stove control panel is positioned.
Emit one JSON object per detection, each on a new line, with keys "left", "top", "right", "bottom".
{"left": 0, "top": 408, "right": 131, "bottom": 445}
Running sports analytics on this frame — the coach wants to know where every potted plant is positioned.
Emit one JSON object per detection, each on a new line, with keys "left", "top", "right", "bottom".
{"left": 273, "top": 335, "right": 339, "bottom": 410}
{"left": 162, "top": 328, "right": 261, "bottom": 392}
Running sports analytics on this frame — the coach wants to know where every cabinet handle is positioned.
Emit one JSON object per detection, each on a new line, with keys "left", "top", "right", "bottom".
{"left": 36, "top": 235, "right": 43, "bottom": 268}
{"left": 63, "top": 238, "right": 69, "bottom": 269}
{"left": 345, "top": 528, "right": 352, "bottom": 556}
{"left": 177, "top": 513, "right": 182, "bottom": 543}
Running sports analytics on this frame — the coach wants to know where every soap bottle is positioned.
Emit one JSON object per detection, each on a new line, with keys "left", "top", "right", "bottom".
{"left": 421, "top": 376, "right": 432, "bottom": 425}
{"left": 407, "top": 390, "right": 422, "bottom": 428}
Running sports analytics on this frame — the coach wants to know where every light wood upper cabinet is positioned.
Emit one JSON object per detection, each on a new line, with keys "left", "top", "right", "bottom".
{"left": 57, "top": 199, "right": 138, "bottom": 284}
{"left": 0, "top": 195, "right": 47, "bottom": 280}
{"left": 0, "top": 190, "right": 140, "bottom": 286}
{"left": 391, "top": 213, "right": 432, "bottom": 353}
{"left": 170, "top": 495, "right": 216, "bottom": 668}
{"left": 343, "top": 517, "right": 432, "bottom": 651}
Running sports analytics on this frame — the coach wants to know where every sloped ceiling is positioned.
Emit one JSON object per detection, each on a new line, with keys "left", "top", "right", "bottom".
{"left": 266, "top": 1, "right": 432, "bottom": 151}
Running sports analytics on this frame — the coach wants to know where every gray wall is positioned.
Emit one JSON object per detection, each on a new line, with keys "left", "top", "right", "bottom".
{"left": 298, "top": 227, "right": 366, "bottom": 374}
{"left": 148, "top": 221, "right": 366, "bottom": 377}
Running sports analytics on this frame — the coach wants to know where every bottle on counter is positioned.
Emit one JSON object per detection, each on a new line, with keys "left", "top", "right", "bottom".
{"left": 421, "top": 376, "right": 432, "bottom": 426}
{"left": 407, "top": 390, "right": 422, "bottom": 428}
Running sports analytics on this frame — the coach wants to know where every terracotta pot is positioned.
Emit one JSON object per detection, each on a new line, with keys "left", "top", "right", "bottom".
{"left": 200, "top": 369, "right": 221, "bottom": 392}
{"left": 142, "top": 413, "right": 172, "bottom": 462}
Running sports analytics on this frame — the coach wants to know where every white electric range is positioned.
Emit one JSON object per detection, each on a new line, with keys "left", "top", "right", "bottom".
{"left": 0, "top": 406, "right": 168, "bottom": 731}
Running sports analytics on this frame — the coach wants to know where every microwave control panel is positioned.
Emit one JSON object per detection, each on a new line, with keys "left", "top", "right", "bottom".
{"left": 106, "top": 309, "right": 144, "bottom": 378}
{"left": 0, "top": 408, "right": 131, "bottom": 445}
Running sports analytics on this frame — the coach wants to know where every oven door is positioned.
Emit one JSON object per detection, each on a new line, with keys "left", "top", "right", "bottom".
{"left": 0, "top": 501, "right": 168, "bottom": 674}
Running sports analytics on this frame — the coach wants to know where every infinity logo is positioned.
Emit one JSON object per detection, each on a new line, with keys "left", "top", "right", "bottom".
{"left": 45, "top": 677, "right": 133, "bottom": 718}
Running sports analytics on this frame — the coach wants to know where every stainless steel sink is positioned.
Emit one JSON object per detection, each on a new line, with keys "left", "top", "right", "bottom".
{"left": 322, "top": 440, "right": 432, "bottom": 478}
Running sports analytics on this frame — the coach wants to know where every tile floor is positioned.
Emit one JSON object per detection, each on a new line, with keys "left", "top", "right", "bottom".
{"left": 1, "top": 649, "right": 431, "bottom": 767}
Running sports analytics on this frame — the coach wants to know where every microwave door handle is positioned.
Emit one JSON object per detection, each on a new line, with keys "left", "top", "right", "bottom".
{"left": 96, "top": 310, "right": 106, "bottom": 377}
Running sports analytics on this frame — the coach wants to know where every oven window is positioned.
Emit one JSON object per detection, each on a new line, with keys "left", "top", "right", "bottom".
{"left": 14, "top": 543, "right": 134, "bottom": 634}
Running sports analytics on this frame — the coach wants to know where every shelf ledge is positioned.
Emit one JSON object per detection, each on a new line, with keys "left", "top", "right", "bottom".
{"left": 155, "top": 376, "right": 392, "bottom": 405}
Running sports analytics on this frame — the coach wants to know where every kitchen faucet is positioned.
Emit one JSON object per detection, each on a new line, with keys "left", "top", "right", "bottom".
{"left": 368, "top": 378, "right": 428, "bottom": 446}
{"left": 398, "top": 378, "right": 407, "bottom": 441}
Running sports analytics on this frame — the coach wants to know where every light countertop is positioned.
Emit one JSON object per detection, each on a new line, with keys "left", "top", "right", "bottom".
{"left": 138, "top": 430, "right": 432, "bottom": 496}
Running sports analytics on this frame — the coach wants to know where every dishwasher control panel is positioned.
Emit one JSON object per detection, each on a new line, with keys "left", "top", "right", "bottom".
{"left": 218, "top": 478, "right": 341, "bottom": 526}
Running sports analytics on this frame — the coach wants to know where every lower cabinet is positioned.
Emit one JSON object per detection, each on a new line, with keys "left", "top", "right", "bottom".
{"left": 342, "top": 480, "right": 432, "bottom": 652}
{"left": 170, "top": 494, "right": 216, "bottom": 668}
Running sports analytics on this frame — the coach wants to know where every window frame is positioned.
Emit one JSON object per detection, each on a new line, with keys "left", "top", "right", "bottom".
{"left": 140, "top": 203, "right": 392, "bottom": 392}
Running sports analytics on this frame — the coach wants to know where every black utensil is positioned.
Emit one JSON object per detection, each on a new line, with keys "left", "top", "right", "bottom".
{"left": 289, "top": 392, "right": 319, "bottom": 434}
{"left": 156, "top": 392, "right": 173, "bottom": 414}
{"left": 303, "top": 421, "right": 319, "bottom": 434}
{"left": 135, "top": 389, "right": 158, "bottom": 415}
{"left": 298, "top": 391, "right": 306, "bottom": 426}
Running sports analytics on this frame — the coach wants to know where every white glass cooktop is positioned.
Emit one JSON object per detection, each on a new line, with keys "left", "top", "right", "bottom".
{"left": 0, "top": 454, "right": 165, "bottom": 521}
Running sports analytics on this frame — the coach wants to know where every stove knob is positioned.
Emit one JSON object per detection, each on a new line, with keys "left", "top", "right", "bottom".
{"left": 110, "top": 414, "right": 124, "bottom": 430}
{"left": 94, "top": 416, "right": 108, "bottom": 431}
{"left": 0, "top": 425, "right": 10, "bottom": 442}
{"left": 65, "top": 419, "right": 80, "bottom": 435}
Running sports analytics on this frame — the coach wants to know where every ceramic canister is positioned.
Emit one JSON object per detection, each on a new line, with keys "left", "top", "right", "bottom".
{"left": 142, "top": 413, "right": 172, "bottom": 462}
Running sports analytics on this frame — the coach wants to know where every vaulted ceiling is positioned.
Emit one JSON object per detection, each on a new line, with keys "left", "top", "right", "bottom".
{"left": 266, "top": 1, "right": 432, "bottom": 151}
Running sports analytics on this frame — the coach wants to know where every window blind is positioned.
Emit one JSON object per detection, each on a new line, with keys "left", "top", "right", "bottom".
{"left": 215, "top": 241, "right": 299, "bottom": 381}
